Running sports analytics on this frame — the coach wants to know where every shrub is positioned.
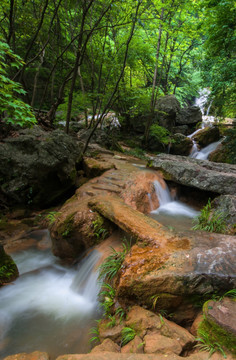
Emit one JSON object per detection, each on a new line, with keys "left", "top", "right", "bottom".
{"left": 0, "top": 39, "right": 36, "bottom": 127}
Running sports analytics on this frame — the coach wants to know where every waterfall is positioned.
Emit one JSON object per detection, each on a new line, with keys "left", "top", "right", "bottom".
{"left": 190, "top": 139, "right": 222, "bottom": 160}
{"left": 151, "top": 180, "right": 199, "bottom": 218}
{"left": 0, "top": 246, "right": 102, "bottom": 358}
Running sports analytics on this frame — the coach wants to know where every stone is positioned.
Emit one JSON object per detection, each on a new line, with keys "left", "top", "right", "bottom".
{"left": 149, "top": 153, "right": 236, "bottom": 195}
{"left": 160, "top": 318, "right": 195, "bottom": 349}
{"left": 190, "top": 313, "right": 204, "bottom": 336}
{"left": 0, "top": 244, "right": 19, "bottom": 286}
{"left": 88, "top": 195, "right": 173, "bottom": 247}
{"left": 50, "top": 159, "right": 164, "bottom": 260}
{"left": 91, "top": 339, "right": 120, "bottom": 353}
{"left": 0, "top": 126, "right": 82, "bottom": 207}
{"left": 124, "top": 306, "right": 194, "bottom": 349}
{"left": 116, "top": 232, "right": 236, "bottom": 312}
{"left": 144, "top": 333, "right": 182, "bottom": 354}
{"left": 172, "top": 125, "right": 189, "bottom": 135}
{"left": 98, "top": 321, "right": 124, "bottom": 343}
{"left": 56, "top": 353, "right": 187, "bottom": 360}
{"left": 176, "top": 106, "right": 202, "bottom": 126}
{"left": 3, "top": 351, "right": 49, "bottom": 360}
{"left": 121, "top": 335, "right": 144, "bottom": 353}
{"left": 169, "top": 134, "right": 193, "bottom": 156}
{"left": 125, "top": 306, "right": 163, "bottom": 336}
{"left": 83, "top": 157, "right": 116, "bottom": 178}
{"left": 203, "top": 297, "right": 236, "bottom": 337}
{"left": 212, "top": 195, "right": 236, "bottom": 233}
{"left": 193, "top": 126, "right": 220, "bottom": 148}
{"left": 155, "top": 95, "right": 181, "bottom": 131}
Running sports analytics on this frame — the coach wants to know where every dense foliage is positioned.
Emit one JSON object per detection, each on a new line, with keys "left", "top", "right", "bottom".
{"left": 0, "top": 0, "right": 235, "bottom": 130}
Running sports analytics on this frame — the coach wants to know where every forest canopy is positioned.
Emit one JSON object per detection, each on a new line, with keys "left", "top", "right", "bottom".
{"left": 0, "top": 0, "right": 235, "bottom": 130}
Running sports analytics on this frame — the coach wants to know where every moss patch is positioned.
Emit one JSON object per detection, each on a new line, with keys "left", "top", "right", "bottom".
{"left": 0, "top": 245, "right": 19, "bottom": 285}
{"left": 57, "top": 212, "right": 76, "bottom": 238}
{"left": 198, "top": 303, "right": 236, "bottom": 355}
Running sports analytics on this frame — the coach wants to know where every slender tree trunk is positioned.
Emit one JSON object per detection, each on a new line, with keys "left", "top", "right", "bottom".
{"left": 82, "top": 0, "right": 141, "bottom": 155}
{"left": 150, "top": 8, "right": 164, "bottom": 112}
{"left": 31, "top": 50, "right": 45, "bottom": 107}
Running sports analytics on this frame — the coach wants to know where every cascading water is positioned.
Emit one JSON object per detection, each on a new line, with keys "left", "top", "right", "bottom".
{"left": 188, "top": 89, "right": 221, "bottom": 159}
{"left": 150, "top": 180, "right": 199, "bottom": 231}
{"left": 0, "top": 244, "right": 102, "bottom": 358}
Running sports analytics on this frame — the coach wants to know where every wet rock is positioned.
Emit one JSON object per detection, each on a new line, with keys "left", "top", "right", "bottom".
{"left": 83, "top": 157, "right": 116, "bottom": 178}
{"left": 3, "top": 351, "right": 49, "bottom": 360}
{"left": 88, "top": 195, "right": 172, "bottom": 247}
{"left": 121, "top": 335, "right": 144, "bottom": 353}
{"left": 0, "top": 126, "right": 82, "bottom": 207}
{"left": 169, "top": 134, "right": 193, "bottom": 156}
{"left": 116, "top": 232, "right": 236, "bottom": 312}
{"left": 193, "top": 126, "right": 220, "bottom": 148}
{"left": 176, "top": 106, "right": 202, "bottom": 126}
{"left": 91, "top": 339, "right": 120, "bottom": 353}
{"left": 0, "top": 244, "right": 18, "bottom": 285}
{"left": 155, "top": 95, "right": 181, "bottom": 131}
{"left": 144, "top": 333, "right": 182, "bottom": 354}
{"left": 149, "top": 154, "right": 236, "bottom": 195}
{"left": 51, "top": 162, "right": 162, "bottom": 260}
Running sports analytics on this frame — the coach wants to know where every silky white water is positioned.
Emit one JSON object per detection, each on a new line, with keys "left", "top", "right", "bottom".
{"left": 150, "top": 180, "right": 199, "bottom": 230}
{"left": 190, "top": 139, "right": 222, "bottom": 160}
{"left": 0, "top": 246, "right": 102, "bottom": 358}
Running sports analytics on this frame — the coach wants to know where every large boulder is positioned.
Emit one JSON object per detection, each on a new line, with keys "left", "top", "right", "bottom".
{"left": 0, "top": 245, "right": 18, "bottom": 286}
{"left": 116, "top": 232, "right": 236, "bottom": 313}
{"left": 176, "top": 106, "right": 202, "bottom": 126}
{"left": 149, "top": 154, "right": 236, "bottom": 195}
{"left": 193, "top": 126, "right": 220, "bottom": 148}
{"left": 169, "top": 134, "right": 193, "bottom": 156}
{"left": 0, "top": 127, "right": 82, "bottom": 207}
{"left": 155, "top": 95, "right": 181, "bottom": 131}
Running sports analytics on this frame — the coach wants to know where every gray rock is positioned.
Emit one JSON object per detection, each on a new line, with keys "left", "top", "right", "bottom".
{"left": 0, "top": 126, "right": 82, "bottom": 207}
{"left": 193, "top": 126, "right": 220, "bottom": 148}
{"left": 176, "top": 106, "right": 202, "bottom": 126}
{"left": 155, "top": 95, "right": 181, "bottom": 131}
{"left": 212, "top": 195, "right": 236, "bottom": 225}
{"left": 149, "top": 154, "right": 236, "bottom": 195}
{"left": 169, "top": 134, "right": 193, "bottom": 156}
{"left": 172, "top": 125, "right": 189, "bottom": 135}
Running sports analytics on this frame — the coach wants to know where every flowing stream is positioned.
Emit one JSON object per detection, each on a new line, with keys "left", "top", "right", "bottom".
{"left": 188, "top": 89, "right": 221, "bottom": 159}
{"left": 0, "top": 243, "right": 102, "bottom": 359}
{"left": 150, "top": 180, "right": 199, "bottom": 231}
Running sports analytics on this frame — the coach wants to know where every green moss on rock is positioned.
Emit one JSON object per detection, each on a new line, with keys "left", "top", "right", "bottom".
{"left": 0, "top": 245, "right": 19, "bottom": 285}
{"left": 57, "top": 212, "right": 76, "bottom": 238}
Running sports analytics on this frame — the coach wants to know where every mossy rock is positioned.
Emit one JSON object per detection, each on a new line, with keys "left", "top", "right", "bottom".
{"left": 0, "top": 245, "right": 19, "bottom": 285}
{"left": 199, "top": 298, "right": 236, "bottom": 355}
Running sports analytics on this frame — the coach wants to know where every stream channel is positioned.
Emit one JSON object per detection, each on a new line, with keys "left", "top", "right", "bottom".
{"left": 0, "top": 90, "right": 221, "bottom": 359}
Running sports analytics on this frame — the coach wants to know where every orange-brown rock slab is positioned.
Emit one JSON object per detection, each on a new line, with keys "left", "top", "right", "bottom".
{"left": 98, "top": 321, "right": 123, "bottom": 343}
{"left": 3, "top": 352, "right": 49, "bottom": 360}
{"left": 88, "top": 195, "right": 174, "bottom": 247}
{"left": 83, "top": 157, "right": 116, "bottom": 178}
{"left": 144, "top": 333, "right": 182, "bottom": 354}
{"left": 116, "top": 232, "right": 236, "bottom": 311}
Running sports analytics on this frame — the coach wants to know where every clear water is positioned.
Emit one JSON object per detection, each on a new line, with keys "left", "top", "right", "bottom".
{"left": 150, "top": 180, "right": 199, "bottom": 231}
{"left": 0, "top": 247, "right": 102, "bottom": 359}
